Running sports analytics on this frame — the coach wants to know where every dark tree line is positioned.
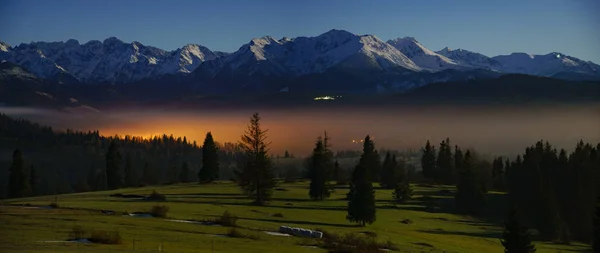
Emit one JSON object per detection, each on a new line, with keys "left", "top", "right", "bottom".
{"left": 506, "top": 140, "right": 600, "bottom": 242}
{"left": 0, "top": 114, "right": 240, "bottom": 198}
{"left": 420, "top": 138, "right": 600, "bottom": 243}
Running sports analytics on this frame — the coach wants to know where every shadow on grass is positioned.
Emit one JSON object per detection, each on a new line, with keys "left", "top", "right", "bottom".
{"left": 204, "top": 215, "right": 360, "bottom": 228}
{"left": 162, "top": 193, "right": 242, "bottom": 197}
{"left": 417, "top": 229, "right": 502, "bottom": 239}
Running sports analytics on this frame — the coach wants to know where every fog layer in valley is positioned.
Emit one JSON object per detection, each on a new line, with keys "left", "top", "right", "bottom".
{"left": 2, "top": 104, "right": 599, "bottom": 157}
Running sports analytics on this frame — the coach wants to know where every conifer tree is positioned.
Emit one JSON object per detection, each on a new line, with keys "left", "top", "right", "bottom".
{"left": 235, "top": 113, "right": 277, "bottom": 205}
{"left": 436, "top": 138, "right": 454, "bottom": 184}
{"left": 199, "top": 132, "right": 219, "bottom": 183}
{"left": 492, "top": 156, "right": 505, "bottom": 190}
{"left": 454, "top": 145, "right": 464, "bottom": 178}
{"left": 169, "top": 165, "right": 179, "bottom": 184}
{"left": 357, "top": 135, "right": 380, "bottom": 182}
{"left": 594, "top": 196, "right": 600, "bottom": 253}
{"left": 380, "top": 152, "right": 398, "bottom": 189}
{"left": 455, "top": 150, "right": 486, "bottom": 214}
{"left": 421, "top": 140, "right": 437, "bottom": 179}
{"left": 123, "top": 153, "right": 135, "bottom": 187}
{"left": 29, "top": 165, "right": 37, "bottom": 196}
{"left": 392, "top": 182, "right": 413, "bottom": 204}
{"left": 8, "top": 149, "right": 31, "bottom": 198}
{"left": 141, "top": 162, "right": 156, "bottom": 186}
{"left": 179, "top": 162, "right": 191, "bottom": 183}
{"left": 105, "top": 141, "right": 123, "bottom": 190}
{"left": 501, "top": 208, "right": 536, "bottom": 253}
{"left": 346, "top": 165, "right": 376, "bottom": 226}
{"left": 87, "top": 165, "right": 98, "bottom": 191}
{"left": 308, "top": 133, "right": 334, "bottom": 200}
{"left": 284, "top": 150, "right": 290, "bottom": 158}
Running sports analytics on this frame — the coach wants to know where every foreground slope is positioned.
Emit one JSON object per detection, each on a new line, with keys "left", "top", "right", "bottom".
{"left": 0, "top": 182, "right": 589, "bottom": 253}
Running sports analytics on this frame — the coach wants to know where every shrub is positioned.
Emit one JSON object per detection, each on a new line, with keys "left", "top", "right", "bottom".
{"left": 227, "top": 228, "right": 259, "bottom": 240}
{"left": 218, "top": 211, "right": 238, "bottom": 226}
{"left": 315, "top": 229, "right": 397, "bottom": 253}
{"left": 69, "top": 225, "right": 88, "bottom": 239}
{"left": 149, "top": 204, "right": 169, "bottom": 218}
{"left": 392, "top": 183, "right": 413, "bottom": 204}
{"left": 272, "top": 212, "right": 284, "bottom": 218}
{"left": 147, "top": 190, "right": 166, "bottom": 201}
{"left": 89, "top": 230, "right": 122, "bottom": 244}
{"left": 49, "top": 202, "right": 59, "bottom": 208}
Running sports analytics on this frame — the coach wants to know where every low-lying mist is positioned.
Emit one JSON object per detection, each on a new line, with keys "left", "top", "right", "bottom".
{"left": 1, "top": 104, "right": 599, "bottom": 157}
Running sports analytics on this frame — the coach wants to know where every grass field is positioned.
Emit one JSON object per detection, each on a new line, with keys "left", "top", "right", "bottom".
{"left": 0, "top": 181, "right": 591, "bottom": 253}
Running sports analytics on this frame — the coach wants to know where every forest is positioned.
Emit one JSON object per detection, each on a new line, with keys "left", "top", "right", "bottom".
{"left": 1, "top": 112, "right": 599, "bottom": 250}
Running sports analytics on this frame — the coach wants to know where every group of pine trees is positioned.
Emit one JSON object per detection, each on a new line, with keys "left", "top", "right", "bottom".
{"left": 421, "top": 138, "right": 487, "bottom": 214}
{"left": 0, "top": 113, "right": 247, "bottom": 197}
{"left": 505, "top": 140, "right": 600, "bottom": 243}
{"left": 420, "top": 138, "right": 600, "bottom": 247}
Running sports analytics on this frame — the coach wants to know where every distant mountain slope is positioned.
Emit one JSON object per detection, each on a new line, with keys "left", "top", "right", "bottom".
{"left": 196, "top": 29, "right": 421, "bottom": 79}
{"left": 1, "top": 29, "right": 599, "bottom": 90}
{"left": 407, "top": 74, "right": 600, "bottom": 102}
{"left": 492, "top": 52, "right": 600, "bottom": 77}
{"left": 387, "top": 37, "right": 461, "bottom": 71}
{"left": 436, "top": 47, "right": 503, "bottom": 71}
{"left": 0, "top": 38, "right": 221, "bottom": 83}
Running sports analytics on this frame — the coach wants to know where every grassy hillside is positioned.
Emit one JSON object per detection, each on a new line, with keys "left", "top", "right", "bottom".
{"left": 0, "top": 182, "right": 590, "bottom": 253}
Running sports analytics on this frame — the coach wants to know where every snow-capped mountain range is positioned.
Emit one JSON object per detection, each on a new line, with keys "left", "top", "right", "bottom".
{"left": 1, "top": 29, "right": 599, "bottom": 85}
{"left": 0, "top": 37, "right": 225, "bottom": 83}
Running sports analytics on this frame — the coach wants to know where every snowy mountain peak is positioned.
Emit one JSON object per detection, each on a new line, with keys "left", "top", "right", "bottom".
{"left": 0, "top": 41, "right": 10, "bottom": 52}
{"left": 492, "top": 52, "right": 600, "bottom": 76}
{"left": 0, "top": 37, "right": 222, "bottom": 83}
{"left": 199, "top": 29, "right": 421, "bottom": 77}
{"left": 387, "top": 37, "right": 458, "bottom": 71}
{"left": 436, "top": 47, "right": 502, "bottom": 71}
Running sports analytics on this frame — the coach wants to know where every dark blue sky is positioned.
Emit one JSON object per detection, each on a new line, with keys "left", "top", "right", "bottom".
{"left": 1, "top": 0, "right": 599, "bottom": 62}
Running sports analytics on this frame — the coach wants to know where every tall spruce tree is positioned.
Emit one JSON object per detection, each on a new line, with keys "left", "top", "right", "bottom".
{"left": 346, "top": 165, "right": 376, "bottom": 226}
{"left": 123, "top": 153, "right": 135, "bottom": 187}
{"left": 421, "top": 140, "right": 437, "bottom": 179}
{"left": 357, "top": 135, "right": 380, "bottom": 182}
{"left": 454, "top": 145, "right": 464, "bottom": 178}
{"left": 8, "top": 149, "right": 31, "bottom": 198}
{"left": 307, "top": 133, "right": 334, "bottom": 200}
{"left": 436, "top": 138, "right": 454, "bottom": 184}
{"left": 141, "top": 162, "right": 156, "bottom": 186}
{"left": 501, "top": 208, "right": 536, "bottom": 253}
{"left": 199, "top": 132, "right": 219, "bottom": 183}
{"left": 105, "top": 141, "right": 123, "bottom": 190}
{"left": 380, "top": 152, "right": 398, "bottom": 189}
{"left": 235, "top": 113, "right": 277, "bottom": 205}
{"left": 492, "top": 156, "right": 505, "bottom": 190}
{"left": 180, "top": 162, "right": 191, "bottom": 183}
{"left": 594, "top": 196, "right": 600, "bottom": 253}
{"left": 169, "top": 165, "right": 179, "bottom": 184}
{"left": 29, "top": 165, "right": 37, "bottom": 196}
{"left": 87, "top": 166, "right": 98, "bottom": 191}
{"left": 455, "top": 150, "right": 486, "bottom": 214}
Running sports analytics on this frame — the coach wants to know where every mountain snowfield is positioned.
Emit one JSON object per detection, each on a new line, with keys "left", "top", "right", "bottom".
{"left": 1, "top": 29, "right": 599, "bottom": 84}
{"left": 436, "top": 47, "right": 503, "bottom": 71}
{"left": 387, "top": 37, "right": 461, "bottom": 71}
{"left": 199, "top": 29, "right": 421, "bottom": 78}
{"left": 0, "top": 37, "right": 221, "bottom": 83}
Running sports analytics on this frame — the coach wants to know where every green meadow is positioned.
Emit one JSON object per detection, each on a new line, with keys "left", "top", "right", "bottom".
{"left": 0, "top": 181, "right": 590, "bottom": 253}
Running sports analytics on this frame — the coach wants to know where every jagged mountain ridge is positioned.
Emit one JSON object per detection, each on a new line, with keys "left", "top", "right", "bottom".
{"left": 0, "top": 38, "right": 221, "bottom": 83}
{"left": 1, "top": 29, "right": 599, "bottom": 86}
{"left": 196, "top": 29, "right": 421, "bottom": 78}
